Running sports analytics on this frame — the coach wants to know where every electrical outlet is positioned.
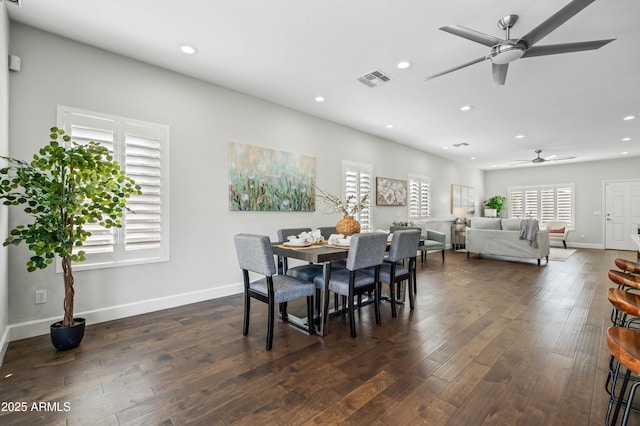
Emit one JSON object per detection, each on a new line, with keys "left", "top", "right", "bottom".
{"left": 580, "top": 234, "right": 585, "bottom": 239}
{"left": 35, "top": 290, "right": 47, "bottom": 304}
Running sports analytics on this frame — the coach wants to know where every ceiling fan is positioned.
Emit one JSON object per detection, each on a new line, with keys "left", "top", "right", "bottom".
{"left": 512, "top": 150, "right": 576, "bottom": 165}
{"left": 424, "top": 0, "right": 615, "bottom": 85}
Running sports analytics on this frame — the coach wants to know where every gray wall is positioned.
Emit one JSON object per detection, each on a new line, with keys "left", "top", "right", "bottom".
{"left": 5, "top": 23, "right": 483, "bottom": 341}
{"left": 485, "top": 158, "right": 640, "bottom": 248}
{"left": 0, "top": 4, "right": 10, "bottom": 362}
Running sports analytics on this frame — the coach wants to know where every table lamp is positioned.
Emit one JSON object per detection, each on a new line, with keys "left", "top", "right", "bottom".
{"left": 452, "top": 207, "right": 467, "bottom": 225}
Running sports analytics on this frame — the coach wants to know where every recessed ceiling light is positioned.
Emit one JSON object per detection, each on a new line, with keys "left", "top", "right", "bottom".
{"left": 443, "top": 146, "right": 449, "bottom": 150}
{"left": 470, "top": 157, "right": 476, "bottom": 160}
{"left": 386, "top": 124, "right": 394, "bottom": 129}
{"left": 623, "top": 115, "right": 636, "bottom": 121}
{"left": 396, "top": 60, "right": 412, "bottom": 70}
{"left": 621, "top": 151, "right": 629, "bottom": 155}
{"left": 460, "top": 105, "right": 473, "bottom": 112}
{"left": 180, "top": 44, "right": 198, "bottom": 55}
{"left": 314, "top": 96, "right": 325, "bottom": 103}
{"left": 515, "top": 134, "right": 525, "bottom": 139}
{"left": 622, "top": 137, "right": 631, "bottom": 141}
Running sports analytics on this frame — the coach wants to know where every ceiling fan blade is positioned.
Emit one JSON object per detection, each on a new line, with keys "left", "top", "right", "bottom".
{"left": 522, "top": 39, "right": 615, "bottom": 58}
{"left": 424, "top": 56, "right": 486, "bottom": 81}
{"left": 492, "top": 63, "right": 508, "bottom": 86}
{"left": 521, "top": 0, "right": 596, "bottom": 47}
{"left": 440, "top": 25, "right": 503, "bottom": 47}
{"left": 546, "top": 156, "right": 577, "bottom": 161}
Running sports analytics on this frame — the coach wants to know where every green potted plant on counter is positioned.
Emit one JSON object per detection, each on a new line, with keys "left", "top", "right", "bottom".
{"left": 0, "top": 127, "right": 140, "bottom": 350}
{"left": 484, "top": 195, "right": 506, "bottom": 217}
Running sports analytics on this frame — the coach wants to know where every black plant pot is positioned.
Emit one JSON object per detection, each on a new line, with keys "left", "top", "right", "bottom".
{"left": 50, "top": 317, "right": 86, "bottom": 351}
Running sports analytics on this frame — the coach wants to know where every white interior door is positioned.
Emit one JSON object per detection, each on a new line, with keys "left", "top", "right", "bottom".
{"left": 605, "top": 180, "right": 640, "bottom": 250}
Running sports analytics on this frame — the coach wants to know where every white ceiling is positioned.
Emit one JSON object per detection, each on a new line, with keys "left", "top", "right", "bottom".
{"left": 6, "top": 0, "right": 640, "bottom": 170}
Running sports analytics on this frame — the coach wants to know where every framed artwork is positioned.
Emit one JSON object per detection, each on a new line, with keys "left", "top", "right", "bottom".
{"left": 376, "top": 177, "right": 407, "bottom": 206}
{"left": 228, "top": 142, "right": 316, "bottom": 211}
{"left": 451, "top": 184, "right": 475, "bottom": 214}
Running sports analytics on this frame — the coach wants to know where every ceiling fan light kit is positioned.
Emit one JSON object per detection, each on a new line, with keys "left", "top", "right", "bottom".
{"left": 425, "top": 0, "right": 615, "bottom": 85}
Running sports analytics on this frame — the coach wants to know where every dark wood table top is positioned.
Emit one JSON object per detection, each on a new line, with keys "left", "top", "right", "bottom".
{"left": 271, "top": 242, "right": 349, "bottom": 263}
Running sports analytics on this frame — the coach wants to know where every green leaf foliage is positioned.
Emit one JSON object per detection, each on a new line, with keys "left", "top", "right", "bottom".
{"left": 0, "top": 127, "right": 142, "bottom": 269}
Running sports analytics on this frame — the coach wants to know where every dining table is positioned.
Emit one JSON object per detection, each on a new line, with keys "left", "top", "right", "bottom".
{"left": 271, "top": 241, "right": 349, "bottom": 336}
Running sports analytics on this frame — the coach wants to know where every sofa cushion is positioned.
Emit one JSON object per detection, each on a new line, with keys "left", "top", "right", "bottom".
{"left": 470, "top": 217, "right": 502, "bottom": 230}
{"left": 501, "top": 219, "right": 521, "bottom": 231}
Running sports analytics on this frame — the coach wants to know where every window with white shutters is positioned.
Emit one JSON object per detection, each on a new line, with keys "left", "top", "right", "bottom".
{"left": 508, "top": 184, "right": 574, "bottom": 229}
{"left": 57, "top": 106, "right": 170, "bottom": 270}
{"left": 408, "top": 174, "right": 431, "bottom": 219}
{"left": 343, "top": 161, "right": 372, "bottom": 232}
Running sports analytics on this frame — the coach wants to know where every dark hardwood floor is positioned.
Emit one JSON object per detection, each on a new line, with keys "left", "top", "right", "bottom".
{"left": 0, "top": 248, "right": 637, "bottom": 425}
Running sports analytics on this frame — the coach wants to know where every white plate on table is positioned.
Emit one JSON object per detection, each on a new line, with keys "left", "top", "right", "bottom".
{"left": 284, "top": 241, "right": 312, "bottom": 247}
{"left": 334, "top": 241, "right": 351, "bottom": 247}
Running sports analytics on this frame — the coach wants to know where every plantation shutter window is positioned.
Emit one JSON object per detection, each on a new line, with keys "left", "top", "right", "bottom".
{"left": 57, "top": 106, "right": 170, "bottom": 270}
{"left": 507, "top": 183, "right": 574, "bottom": 229}
{"left": 343, "top": 161, "right": 372, "bottom": 232}
{"left": 408, "top": 174, "right": 431, "bottom": 219}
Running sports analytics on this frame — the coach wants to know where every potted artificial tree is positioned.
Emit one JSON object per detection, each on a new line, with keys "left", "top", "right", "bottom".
{"left": 484, "top": 195, "right": 506, "bottom": 217}
{"left": 0, "top": 127, "right": 140, "bottom": 350}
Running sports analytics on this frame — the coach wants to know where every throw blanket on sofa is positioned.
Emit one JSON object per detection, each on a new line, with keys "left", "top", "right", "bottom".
{"left": 519, "top": 219, "right": 539, "bottom": 247}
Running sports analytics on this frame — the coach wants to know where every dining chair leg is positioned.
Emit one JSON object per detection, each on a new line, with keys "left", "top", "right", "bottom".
{"left": 307, "top": 296, "right": 314, "bottom": 334}
{"left": 243, "top": 292, "right": 251, "bottom": 336}
{"left": 388, "top": 282, "right": 397, "bottom": 318}
{"left": 408, "top": 277, "right": 415, "bottom": 311}
{"left": 348, "top": 284, "right": 357, "bottom": 338}
{"left": 280, "top": 302, "right": 288, "bottom": 321}
{"left": 267, "top": 300, "right": 275, "bottom": 351}
{"left": 374, "top": 281, "right": 381, "bottom": 326}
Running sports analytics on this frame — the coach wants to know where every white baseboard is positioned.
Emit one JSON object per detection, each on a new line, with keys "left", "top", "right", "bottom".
{"left": 0, "top": 326, "right": 9, "bottom": 367}
{"left": 8, "top": 282, "right": 244, "bottom": 342}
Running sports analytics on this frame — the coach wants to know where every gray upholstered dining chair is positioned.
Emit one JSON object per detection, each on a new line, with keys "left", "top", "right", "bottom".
{"left": 391, "top": 225, "right": 446, "bottom": 265}
{"left": 367, "top": 229, "right": 421, "bottom": 317}
{"left": 276, "top": 227, "right": 324, "bottom": 282}
{"left": 233, "top": 233, "right": 315, "bottom": 351}
{"left": 318, "top": 226, "right": 337, "bottom": 240}
{"left": 313, "top": 232, "right": 388, "bottom": 338}
{"left": 276, "top": 227, "right": 312, "bottom": 274}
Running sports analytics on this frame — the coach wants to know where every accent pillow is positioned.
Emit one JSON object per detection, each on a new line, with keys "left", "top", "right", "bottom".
{"left": 548, "top": 227, "right": 565, "bottom": 234}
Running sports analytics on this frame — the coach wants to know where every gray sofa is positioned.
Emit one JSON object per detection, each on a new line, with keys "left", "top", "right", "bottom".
{"left": 466, "top": 218, "right": 550, "bottom": 265}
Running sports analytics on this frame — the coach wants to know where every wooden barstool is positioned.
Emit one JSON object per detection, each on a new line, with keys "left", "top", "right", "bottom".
{"left": 606, "top": 327, "right": 640, "bottom": 425}
{"left": 609, "top": 288, "right": 640, "bottom": 327}
{"left": 616, "top": 258, "right": 640, "bottom": 275}
{"left": 609, "top": 270, "right": 640, "bottom": 291}
{"left": 608, "top": 270, "right": 640, "bottom": 325}
{"left": 607, "top": 289, "right": 640, "bottom": 400}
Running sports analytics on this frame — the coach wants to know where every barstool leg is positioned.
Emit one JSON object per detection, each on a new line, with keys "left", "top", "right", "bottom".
{"left": 611, "top": 369, "right": 632, "bottom": 426}
{"left": 623, "top": 381, "right": 640, "bottom": 425}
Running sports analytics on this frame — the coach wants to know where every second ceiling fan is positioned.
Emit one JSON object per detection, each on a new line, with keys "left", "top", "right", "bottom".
{"left": 424, "top": 0, "right": 615, "bottom": 85}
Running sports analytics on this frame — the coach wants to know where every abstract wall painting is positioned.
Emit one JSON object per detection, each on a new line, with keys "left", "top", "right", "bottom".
{"left": 228, "top": 142, "right": 316, "bottom": 211}
{"left": 376, "top": 177, "right": 407, "bottom": 206}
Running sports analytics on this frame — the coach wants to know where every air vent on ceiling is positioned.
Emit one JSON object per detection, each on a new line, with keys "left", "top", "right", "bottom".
{"left": 452, "top": 142, "right": 469, "bottom": 148}
{"left": 357, "top": 69, "right": 393, "bottom": 88}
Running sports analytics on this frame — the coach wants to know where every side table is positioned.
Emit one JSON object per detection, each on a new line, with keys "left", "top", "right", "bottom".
{"left": 451, "top": 225, "right": 466, "bottom": 251}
